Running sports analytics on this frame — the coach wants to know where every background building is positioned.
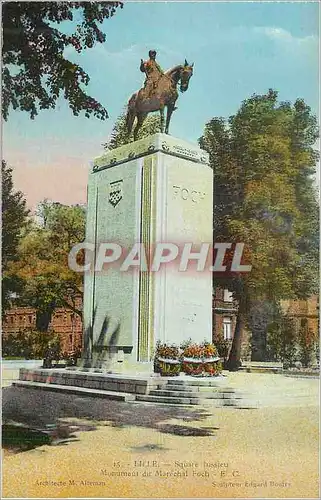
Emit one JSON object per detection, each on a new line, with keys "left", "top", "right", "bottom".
{"left": 3, "top": 292, "right": 318, "bottom": 362}
{"left": 3, "top": 300, "right": 83, "bottom": 354}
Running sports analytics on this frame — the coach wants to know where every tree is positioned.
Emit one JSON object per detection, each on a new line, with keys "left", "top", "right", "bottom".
{"left": 298, "top": 318, "right": 316, "bottom": 367}
{"left": 7, "top": 201, "right": 86, "bottom": 331}
{"left": 36, "top": 199, "right": 85, "bottom": 250}
{"left": 266, "top": 309, "right": 284, "bottom": 362}
{"left": 1, "top": 160, "right": 30, "bottom": 311}
{"left": 2, "top": 1, "right": 123, "bottom": 120}
{"left": 248, "top": 299, "right": 279, "bottom": 361}
{"left": 103, "top": 112, "right": 161, "bottom": 150}
{"left": 281, "top": 315, "right": 298, "bottom": 368}
{"left": 2, "top": 329, "right": 61, "bottom": 359}
{"left": 200, "top": 90, "right": 319, "bottom": 369}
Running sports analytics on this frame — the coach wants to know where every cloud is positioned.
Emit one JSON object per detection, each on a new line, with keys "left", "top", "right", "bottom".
{"left": 190, "top": 25, "right": 318, "bottom": 62}
{"left": 254, "top": 26, "right": 318, "bottom": 51}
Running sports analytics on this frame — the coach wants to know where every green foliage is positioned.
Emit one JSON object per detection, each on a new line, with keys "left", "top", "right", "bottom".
{"left": 7, "top": 200, "right": 86, "bottom": 330}
{"left": 2, "top": 161, "right": 30, "bottom": 312}
{"left": 157, "top": 359, "right": 181, "bottom": 376}
{"left": 2, "top": 1, "right": 123, "bottom": 120}
{"left": 180, "top": 337, "right": 193, "bottom": 351}
{"left": 200, "top": 90, "right": 319, "bottom": 368}
{"left": 249, "top": 300, "right": 280, "bottom": 361}
{"left": 266, "top": 319, "right": 284, "bottom": 361}
{"left": 298, "top": 320, "right": 315, "bottom": 367}
{"left": 281, "top": 316, "right": 298, "bottom": 368}
{"left": 1, "top": 161, "right": 30, "bottom": 265}
{"left": 214, "top": 335, "right": 232, "bottom": 361}
{"left": 2, "top": 329, "right": 61, "bottom": 359}
{"left": 36, "top": 200, "right": 86, "bottom": 250}
{"left": 266, "top": 310, "right": 299, "bottom": 367}
{"left": 267, "top": 311, "right": 317, "bottom": 367}
{"left": 103, "top": 112, "right": 161, "bottom": 150}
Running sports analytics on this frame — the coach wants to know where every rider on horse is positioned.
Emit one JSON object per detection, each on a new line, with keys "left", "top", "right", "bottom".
{"left": 127, "top": 52, "right": 193, "bottom": 139}
{"left": 140, "top": 50, "right": 164, "bottom": 97}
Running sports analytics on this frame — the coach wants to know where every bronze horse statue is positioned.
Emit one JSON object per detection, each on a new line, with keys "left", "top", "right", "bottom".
{"left": 126, "top": 60, "right": 194, "bottom": 140}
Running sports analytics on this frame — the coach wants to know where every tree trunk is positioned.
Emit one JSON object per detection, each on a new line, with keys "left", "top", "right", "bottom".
{"left": 36, "top": 310, "right": 52, "bottom": 332}
{"left": 226, "top": 306, "right": 245, "bottom": 371}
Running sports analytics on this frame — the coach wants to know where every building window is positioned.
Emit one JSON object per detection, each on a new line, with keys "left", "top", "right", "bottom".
{"left": 223, "top": 289, "right": 233, "bottom": 302}
{"left": 301, "top": 318, "right": 308, "bottom": 328}
{"left": 69, "top": 334, "right": 73, "bottom": 344}
{"left": 223, "top": 317, "right": 232, "bottom": 340}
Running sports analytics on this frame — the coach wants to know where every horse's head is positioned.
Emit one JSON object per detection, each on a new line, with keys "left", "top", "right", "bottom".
{"left": 179, "top": 59, "right": 194, "bottom": 92}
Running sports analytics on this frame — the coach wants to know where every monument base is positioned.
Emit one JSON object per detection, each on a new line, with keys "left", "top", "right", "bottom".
{"left": 14, "top": 368, "right": 252, "bottom": 407}
{"left": 80, "top": 357, "right": 154, "bottom": 374}
{"left": 83, "top": 133, "right": 213, "bottom": 367}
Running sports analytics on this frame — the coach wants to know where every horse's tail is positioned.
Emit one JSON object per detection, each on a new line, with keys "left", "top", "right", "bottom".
{"left": 126, "top": 93, "right": 137, "bottom": 135}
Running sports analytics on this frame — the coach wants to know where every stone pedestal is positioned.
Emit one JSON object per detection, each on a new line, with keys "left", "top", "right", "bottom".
{"left": 83, "top": 133, "right": 213, "bottom": 369}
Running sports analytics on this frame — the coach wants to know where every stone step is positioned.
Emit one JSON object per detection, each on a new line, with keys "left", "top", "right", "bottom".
{"left": 13, "top": 381, "right": 136, "bottom": 402}
{"left": 149, "top": 389, "right": 239, "bottom": 399}
{"left": 135, "top": 394, "right": 253, "bottom": 407}
{"left": 159, "top": 384, "right": 236, "bottom": 393}
{"left": 166, "top": 378, "right": 226, "bottom": 387}
{"left": 136, "top": 394, "right": 201, "bottom": 405}
{"left": 13, "top": 382, "right": 256, "bottom": 408}
{"left": 195, "top": 397, "right": 257, "bottom": 409}
{"left": 240, "top": 367, "right": 281, "bottom": 374}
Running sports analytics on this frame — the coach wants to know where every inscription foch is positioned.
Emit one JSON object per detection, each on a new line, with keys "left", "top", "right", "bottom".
{"left": 172, "top": 185, "right": 206, "bottom": 203}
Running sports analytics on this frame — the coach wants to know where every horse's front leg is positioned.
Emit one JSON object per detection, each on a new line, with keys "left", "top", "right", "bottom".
{"left": 159, "top": 104, "right": 165, "bottom": 133}
{"left": 165, "top": 102, "right": 176, "bottom": 134}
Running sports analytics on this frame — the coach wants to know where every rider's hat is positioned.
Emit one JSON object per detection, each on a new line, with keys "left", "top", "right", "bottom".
{"left": 149, "top": 50, "right": 157, "bottom": 58}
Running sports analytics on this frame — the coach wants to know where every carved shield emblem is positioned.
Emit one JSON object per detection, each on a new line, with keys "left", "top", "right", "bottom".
{"left": 109, "top": 180, "right": 123, "bottom": 207}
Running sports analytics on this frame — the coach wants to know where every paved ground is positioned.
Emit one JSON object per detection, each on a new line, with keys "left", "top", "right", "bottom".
{"left": 225, "top": 371, "right": 320, "bottom": 407}
{"left": 2, "top": 368, "right": 320, "bottom": 499}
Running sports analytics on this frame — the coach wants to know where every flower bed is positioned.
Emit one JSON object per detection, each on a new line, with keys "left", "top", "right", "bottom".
{"left": 154, "top": 343, "right": 181, "bottom": 376}
{"left": 182, "top": 359, "right": 203, "bottom": 376}
{"left": 181, "top": 342, "right": 222, "bottom": 377}
{"left": 158, "top": 357, "right": 181, "bottom": 376}
{"left": 154, "top": 341, "right": 222, "bottom": 377}
{"left": 182, "top": 358, "right": 222, "bottom": 376}
{"left": 202, "top": 358, "right": 223, "bottom": 376}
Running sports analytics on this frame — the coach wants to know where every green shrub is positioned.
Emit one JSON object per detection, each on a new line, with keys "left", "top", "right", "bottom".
{"left": 281, "top": 316, "right": 298, "bottom": 368}
{"left": 298, "top": 326, "right": 315, "bottom": 367}
{"left": 2, "top": 329, "right": 61, "bottom": 359}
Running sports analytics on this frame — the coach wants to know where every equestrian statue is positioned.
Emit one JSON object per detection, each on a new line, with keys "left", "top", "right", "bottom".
{"left": 126, "top": 50, "right": 194, "bottom": 140}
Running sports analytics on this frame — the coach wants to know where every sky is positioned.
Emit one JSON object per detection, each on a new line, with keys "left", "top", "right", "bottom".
{"left": 3, "top": 0, "right": 320, "bottom": 210}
